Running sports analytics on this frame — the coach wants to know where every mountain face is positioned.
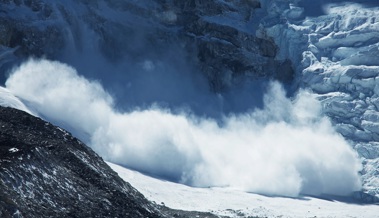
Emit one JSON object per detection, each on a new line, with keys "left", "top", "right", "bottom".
{"left": 0, "top": 0, "right": 293, "bottom": 92}
{"left": 0, "top": 106, "right": 222, "bottom": 218}
{"left": 0, "top": 0, "right": 379, "bottom": 201}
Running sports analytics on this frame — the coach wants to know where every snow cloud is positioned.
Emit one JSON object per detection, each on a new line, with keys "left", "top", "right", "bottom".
{"left": 6, "top": 59, "right": 362, "bottom": 197}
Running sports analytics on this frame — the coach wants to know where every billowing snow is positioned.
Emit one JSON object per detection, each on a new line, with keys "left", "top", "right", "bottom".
{"left": 0, "top": 87, "right": 34, "bottom": 115}
{"left": 108, "top": 162, "right": 379, "bottom": 218}
{"left": 4, "top": 60, "right": 363, "bottom": 197}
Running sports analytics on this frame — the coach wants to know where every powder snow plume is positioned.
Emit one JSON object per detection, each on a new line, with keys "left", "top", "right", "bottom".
{"left": 5, "top": 59, "right": 362, "bottom": 197}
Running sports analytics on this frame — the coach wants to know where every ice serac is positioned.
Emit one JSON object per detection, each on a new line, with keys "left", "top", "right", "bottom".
{"left": 258, "top": 0, "right": 379, "bottom": 199}
{"left": 0, "top": 106, "right": 219, "bottom": 218}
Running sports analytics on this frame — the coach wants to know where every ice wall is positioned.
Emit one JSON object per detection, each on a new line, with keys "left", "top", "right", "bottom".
{"left": 258, "top": 0, "right": 379, "bottom": 198}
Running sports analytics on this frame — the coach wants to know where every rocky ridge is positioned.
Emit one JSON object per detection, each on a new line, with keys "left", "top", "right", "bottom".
{"left": 0, "top": 106, "right": 220, "bottom": 218}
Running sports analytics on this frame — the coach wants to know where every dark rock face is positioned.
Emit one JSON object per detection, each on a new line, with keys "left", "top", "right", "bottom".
{"left": 155, "top": 0, "right": 293, "bottom": 91}
{"left": 0, "top": 0, "right": 63, "bottom": 58}
{"left": 0, "top": 106, "right": 164, "bottom": 217}
{"left": 0, "top": 0, "right": 294, "bottom": 92}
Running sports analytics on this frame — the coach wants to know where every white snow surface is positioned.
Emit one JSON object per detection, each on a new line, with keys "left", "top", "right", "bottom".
{"left": 108, "top": 162, "right": 379, "bottom": 218}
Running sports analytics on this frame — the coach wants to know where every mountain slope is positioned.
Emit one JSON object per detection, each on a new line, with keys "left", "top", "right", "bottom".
{"left": 0, "top": 106, "right": 163, "bottom": 217}
{"left": 0, "top": 106, "right": 220, "bottom": 218}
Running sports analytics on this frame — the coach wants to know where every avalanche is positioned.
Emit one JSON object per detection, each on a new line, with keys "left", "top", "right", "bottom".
{"left": 0, "top": 0, "right": 379, "bottom": 213}
{"left": 3, "top": 59, "right": 363, "bottom": 198}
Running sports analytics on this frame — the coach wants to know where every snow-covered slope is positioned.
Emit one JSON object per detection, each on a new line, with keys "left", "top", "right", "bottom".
{"left": 108, "top": 162, "right": 379, "bottom": 218}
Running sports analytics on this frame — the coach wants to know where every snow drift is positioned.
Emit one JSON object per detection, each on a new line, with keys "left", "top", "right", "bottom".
{"left": 5, "top": 59, "right": 362, "bottom": 197}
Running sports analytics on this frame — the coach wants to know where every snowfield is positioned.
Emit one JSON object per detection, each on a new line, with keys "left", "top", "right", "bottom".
{"left": 108, "top": 162, "right": 379, "bottom": 218}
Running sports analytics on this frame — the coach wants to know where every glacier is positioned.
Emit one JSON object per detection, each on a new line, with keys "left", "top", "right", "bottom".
{"left": 0, "top": 0, "right": 379, "bottom": 201}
